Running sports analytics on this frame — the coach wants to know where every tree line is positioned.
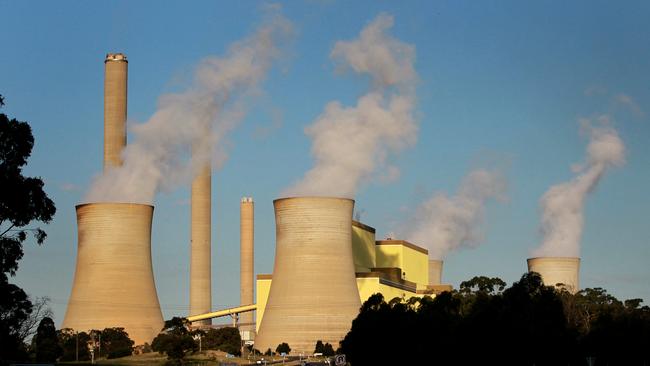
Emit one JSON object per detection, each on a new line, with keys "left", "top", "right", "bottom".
{"left": 340, "top": 273, "right": 650, "bottom": 366}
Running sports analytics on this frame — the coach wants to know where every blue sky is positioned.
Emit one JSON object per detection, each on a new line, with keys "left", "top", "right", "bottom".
{"left": 1, "top": 1, "right": 649, "bottom": 325}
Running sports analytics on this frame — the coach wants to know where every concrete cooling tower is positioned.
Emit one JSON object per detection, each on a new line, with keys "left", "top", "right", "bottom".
{"left": 428, "top": 259, "right": 443, "bottom": 286}
{"left": 527, "top": 257, "right": 580, "bottom": 294}
{"left": 103, "top": 53, "right": 127, "bottom": 169}
{"left": 240, "top": 197, "right": 254, "bottom": 333}
{"left": 62, "top": 203, "right": 164, "bottom": 345}
{"left": 255, "top": 197, "right": 362, "bottom": 353}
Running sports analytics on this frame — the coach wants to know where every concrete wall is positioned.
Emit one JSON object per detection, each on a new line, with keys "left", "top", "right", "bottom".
{"left": 351, "top": 221, "right": 376, "bottom": 272}
{"left": 255, "top": 275, "right": 272, "bottom": 332}
{"left": 375, "top": 240, "right": 429, "bottom": 287}
{"left": 62, "top": 203, "right": 164, "bottom": 345}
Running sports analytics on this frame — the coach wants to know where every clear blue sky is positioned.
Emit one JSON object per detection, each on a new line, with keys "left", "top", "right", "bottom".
{"left": 1, "top": 1, "right": 649, "bottom": 325}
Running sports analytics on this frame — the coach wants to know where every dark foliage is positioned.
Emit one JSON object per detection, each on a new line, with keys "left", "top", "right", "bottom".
{"left": 314, "top": 340, "right": 335, "bottom": 356}
{"left": 0, "top": 95, "right": 55, "bottom": 364}
{"left": 57, "top": 328, "right": 91, "bottom": 361}
{"left": 276, "top": 342, "right": 291, "bottom": 355}
{"left": 340, "top": 273, "right": 650, "bottom": 366}
{"left": 100, "top": 327, "right": 134, "bottom": 359}
{"left": 203, "top": 327, "right": 241, "bottom": 356}
{"left": 151, "top": 317, "right": 197, "bottom": 361}
{"left": 264, "top": 348, "right": 273, "bottom": 356}
{"left": 31, "top": 317, "right": 62, "bottom": 362}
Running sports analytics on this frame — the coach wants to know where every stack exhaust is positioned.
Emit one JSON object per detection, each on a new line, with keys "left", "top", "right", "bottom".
{"left": 240, "top": 197, "right": 254, "bottom": 334}
{"left": 428, "top": 259, "right": 443, "bottom": 286}
{"left": 255, "top": 197, "right": 361, "bottom": 353}
{"left": 103, "top": 53, "right": 127, "bottom": 169}
{"left": 62, "top": 203, "right": 164, "bottom": 344}
{"left": 527, "top": 257, "right": 580, "bottom": 294}
{"left": 190, "top": 164, "right": 212, "bottom": 325}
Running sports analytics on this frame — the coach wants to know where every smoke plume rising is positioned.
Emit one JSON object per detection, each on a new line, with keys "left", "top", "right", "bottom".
{"left": 401, "top": 169, "right": 507, "bottom": 259}
{"left": 283, "top": 13, "right": 417, "bottom": 198}
{"left": 85, "top": 12, "right": 292, "bottom": 204}
{"left": 533, "top": 116, "right": 625, "bottom": 257}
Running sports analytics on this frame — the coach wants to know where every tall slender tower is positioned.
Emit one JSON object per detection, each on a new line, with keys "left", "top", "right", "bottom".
{"left": 240, "top": 197, "right": 254, "bottom": 332}
{"left": 190, "top": 163, "right": 211, "bottom": 325}
{"left": 103, "top": 53, "right": 127, "bottom": 169}
{"left": 428, "top": 259, "right": 443, "bottom": 286}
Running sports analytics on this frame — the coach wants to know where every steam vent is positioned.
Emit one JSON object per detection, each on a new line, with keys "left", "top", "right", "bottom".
{"left": 255, "top": 197, "right": 362, "bottom": 353}
{"left": 527, "top": 257, "right": 580, "bottom": 294}
{"left": 62, "top": 203, "right": 164, "bottom": 344}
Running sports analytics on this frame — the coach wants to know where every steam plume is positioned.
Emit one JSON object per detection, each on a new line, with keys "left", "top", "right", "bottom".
{"left": 402, "top": 169, "right": 506, "bottom": 259}
{"left": 533, "top": 116, "right": 625, "bottom": 257}
{"left": 86, "top": 12, "right": 292, "bottom": 204}
{"left": 283, "top": 13, "right": 417, "bottom": 198}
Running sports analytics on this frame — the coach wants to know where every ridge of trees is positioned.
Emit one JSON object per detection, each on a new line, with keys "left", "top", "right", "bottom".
{"left": 340, "top": 273, "right": 650, "bottom": 366}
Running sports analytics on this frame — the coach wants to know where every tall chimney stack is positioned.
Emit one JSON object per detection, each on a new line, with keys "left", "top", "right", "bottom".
{"left": 240, "top": 197, "right": 254, "bottom": 332}
{"left": 428, "top": 259, "right": 443, "bottom": 286}
{"left": 103, "top": 53, "right": 127, "bottom": 169}
{"left": 190, "top": 164, "right": 212, "bottom": 325}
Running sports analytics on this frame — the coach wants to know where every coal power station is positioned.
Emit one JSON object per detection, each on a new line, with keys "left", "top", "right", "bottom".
{"left": 62, "top": 51, "right": 589, "bottom": 351}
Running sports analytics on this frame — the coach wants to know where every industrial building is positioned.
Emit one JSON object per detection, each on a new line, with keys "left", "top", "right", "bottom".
{"left": 255, "top": 203, "right": 451, "bottom": 352}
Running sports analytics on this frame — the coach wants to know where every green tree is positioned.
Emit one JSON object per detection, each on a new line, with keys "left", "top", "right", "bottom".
{"left": 314, "top": 340, "right": 335, "bottom": 356}
{"left": 203, "top": 327, "right": 241, "bottom": 356}
{"left": 151, "top": 317, "right": 197, "bottom": 363}
{"left": 100, "top": 327, "right": 134, "bottom": 359}
{"left": 57, "top": 328, "right": 91, "bottom": 362}
{"left": 0, "top": 94, "right": 56, "bottom": 363}
{"left": 32, "top": 317, "right": 62, "bottom": 362}
{"left": 276, "top": 342, "right": 291, "bottom": 355}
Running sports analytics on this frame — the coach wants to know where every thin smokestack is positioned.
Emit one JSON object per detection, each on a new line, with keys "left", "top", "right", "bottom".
{"left": 283, "top": 13, "right": 417, "bottom": 198}
{"left": 189, "top": 163, "right": 211, "bottom": 325}
{"left": 533, "top": 116, "right": 625, "bottom": 257}
{"left": 103, "top": 53, "right": 127, "bottom": 169}
{"left": 240, "top": 197, "right": 254, "bottom": 331}
{"left": 401, "top": 169, "right": 506, "bottom": 260}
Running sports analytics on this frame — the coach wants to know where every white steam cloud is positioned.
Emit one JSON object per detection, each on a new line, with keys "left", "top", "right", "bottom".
{"left": 283, "top": 13, "right": 417, "bottom": 198}
{"left": 86, "top": 13, "right": 293, "bottom": 204}
{"left": 533, "top": 116, "right": 625, "bottom": 257}
{"left": 401, "top": 169, "right": 507, "bottom": 259}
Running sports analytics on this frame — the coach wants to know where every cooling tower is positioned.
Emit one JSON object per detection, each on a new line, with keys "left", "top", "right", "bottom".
{"left": 255, "top": 197, "right": 361, "bottom": 353}
{"left": 62, "top": 203, "right": 164, "bottom": 345}
{"left": 190, "top": 164, "right": 212, "bottom": 325}
{"left": 240, "top": 197, "right": 254, "bottom": 332}
{"left": 103, "top": 53, "right": 127, "bottom": 169}
{"left": 527, "top": 257, "right": 580, "bottom": 294}
{"left": 428, "top": 259, "right": 443, "bottom": 286}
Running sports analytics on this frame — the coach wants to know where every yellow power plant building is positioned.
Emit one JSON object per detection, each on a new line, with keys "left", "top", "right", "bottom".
{"left": 256, "top": 220, "right": 450, "bottom": 332}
